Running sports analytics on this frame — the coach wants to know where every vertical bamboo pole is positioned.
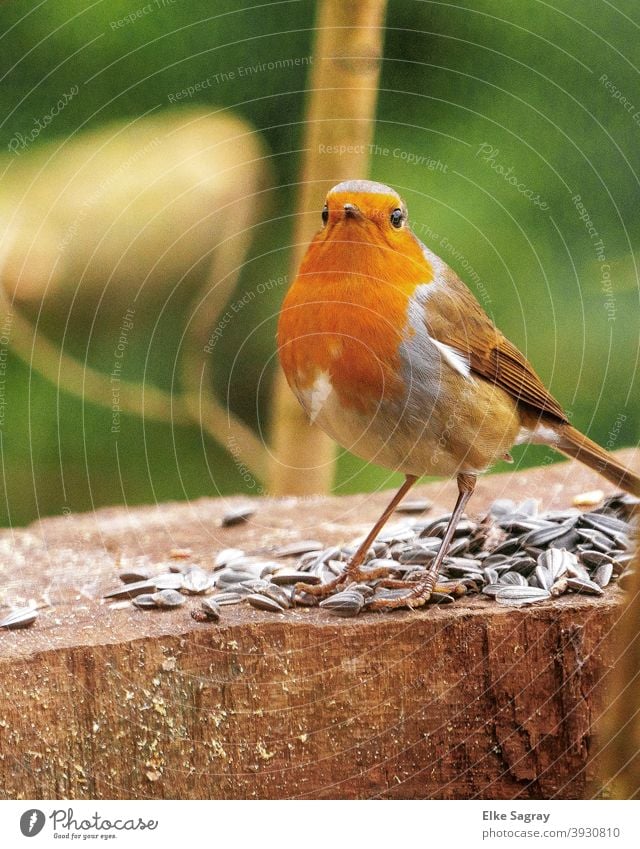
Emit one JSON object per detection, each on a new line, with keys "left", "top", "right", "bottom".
{"left": 269, "top": 0, "right": 388, "bottom": 496}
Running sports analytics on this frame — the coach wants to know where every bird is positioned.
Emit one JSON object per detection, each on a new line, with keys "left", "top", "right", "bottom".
{"left": 277, "top": 179, "right": 640, "bottom": 610}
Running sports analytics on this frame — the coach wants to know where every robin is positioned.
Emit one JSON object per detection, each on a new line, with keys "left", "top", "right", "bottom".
{"left": 277, "top": 179, "right": 639, "bottom": 610}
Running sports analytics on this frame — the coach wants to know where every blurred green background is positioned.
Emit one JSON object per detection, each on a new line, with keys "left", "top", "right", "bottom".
{"left": 0, "top": 0, "right": 638, "bottom": 526}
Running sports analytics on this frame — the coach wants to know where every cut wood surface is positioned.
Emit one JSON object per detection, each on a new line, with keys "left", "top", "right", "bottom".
{"left": 0, "top": 450, "right": 637, "bottom": 799}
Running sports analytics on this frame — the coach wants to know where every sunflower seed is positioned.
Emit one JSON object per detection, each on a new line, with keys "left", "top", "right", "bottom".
{"left": 246, "top": 593, "right": 285, "bottom": 613}
{"left": 395, "top": 498, "right": 432, "bottom": 514}
{"left": 611, "top": 532, "right": 632, "bottom": 551}
{"left": 239, "top": 579, "right": 273, "bottom": 593}
{"left": 567, "top": 576, "right": 604, "bottom": 596}
{"left": 509, "top": 556, "right": 537, "bottom": 576}
{"left": 255, "top": 561, "right": 281, "bottom": 578}
{"left": 545, "top": 509, "right": 581, "bottom": 523}
{"left": 214, "top": 548, "right": 245, "bottom": 568}
{"left": 366, "top": 557, "right": 400, "bottom": 572}
{"left": 182, "top": 567, "right": 213, "bottom": 594}
{"left": 319, "top": 590, "right": 364, "bottom": 617}
{"left": 261, "top": 584, "right": 292, "bottom": 608}
{"left": 599, "top": 493, "right": 640, "bottom": 517}
{"left": 448, "top": 537, "right": 472, "bottom": 556}
{"left": 482, "top": 583, "right": 504, "bottom": 597}
{"left": 275, "top": 540, "right": 324, "bottom": 557}
{"left": 216, "top": 565, "right": 264, "bottom": 586}
{"left": 520, "top": 519, "right": 576, "bottom": 548}
{"left": 154, "top": 573, "right": 185, "bottom": 591}
{"left": 517, "top": 498, "right": 540, "bottom": 516}
{"left": 221, "top": 506, "right": 255, "bottom": 527}
{"left": 593, "top": 562, "right": 614, "bottom": 588}
{"left": 500, "top": 571, "right": 528, "bottom": 586}
{"left": 483, "top": 567, "right": 500, "bottom": 585}
{"left": 198, "top": 599, "right": 221, "bottom": 621}
{"left": 482, "top": 554, "right": 511, "bottom": 568}
{"left": 495, "top": 586, "right": 551, "bottom": 606}
{"left": 566, "top": 560, "right": 591, "bottom": 581}
{"left": 375, "top": 525, "right": 416, "bottom": 543}
{"left": 131, "top": 593, "right": 156, "bottom": 609}
{"left": 397, "top": 546, "right": 439, "bottom": 564}
{"left": 271, "top": 570, "right": 321, "bottom": 586}
{"left": 534, "top": 566, "right": 553, "bottom": 592}
{"left": 344, "top": 581, "right": 375, "bottom": 599}
{"left": 306, "top": 546, "right": 342, "bottom": 572}
{"left": 213, "top": 591, "right": 244, "bottom": 606}
{"left": 0, "top": 607, "right": 38, "bottom": 629}
{"left": 538, "top": 548, "right": 572, "bottom": 581}
{"left": 576, "top": 529, "right": 615, "bottom": 552}
{"left": 549, "top": 529, "right": 581, "bottom": 550}
{"left": 103, "top": 579, "right": 157, "bottom": 600}
{"left": 579, "top": 550, "right": 614, "bottom": 569}
{"left": 489, "top": 499, "right": 516, "bottom": 517}
{"left": 323, "top": 559, "right": 346, "bottom": 577}
{"left": 151, "top": 589, "right": 186, "bottom": 608}
{"left": 492, "top": 537, "right": 524, "bottom": 556}
{"left": 498, "top": 518, "right": 551, "bottom": 533}
{"left": 119, "top": 570, "right": 151, "bottom": 584}
{"left": 580, "top": 512, "right": 630, "bottom": 537}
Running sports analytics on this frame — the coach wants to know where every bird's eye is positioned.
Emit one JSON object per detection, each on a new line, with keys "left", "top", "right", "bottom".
{"left": 321, "top": 205, "right": 329, "bottom": 225}
{"left": 390, "top": 208, "right": 404, "bottom": 228}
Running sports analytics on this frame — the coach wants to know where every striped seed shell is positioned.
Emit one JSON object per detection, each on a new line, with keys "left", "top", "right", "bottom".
{"left": 593, "top": 562, "right": 613, "bottom": 588}
{"left": 274, "top": 540, "right": 324, "bottom": 557}
{"left": 221, "top": 505, "right": 255, "bottom": 527}
{"left": 182, "top": 567, "right": 213, "bottom": 594}
{"left": 319, "top": 589, "right": 365, "bottom": 617}
{"left": 212, "top": 591, "right": 244, "bottom": 606}
{"left": 566, "top": 576, "right": 604, "bottom": 596}
{"left": 271, "top": 570, "right": 321, "bottom": 586}
{"left": 495, "top": 586, "right": 551, "bottom": 606}
{"left": 0, "top": 607, "right": 38, "bottom": 629}
{"left": 151, "top": 589, "right": 186, "bottom": 608}
{"left": 154, "top": 573, "right": 185, "bottom": 591}
{"left": 538, "top": 548, "right": 573, "bottom": 581}
{"left": 199, "top": 599, "right": 221, "bottom": 621}
{"left": 132, "top": 593, "right": 157, "bottom": 609}
{"left": 103, "top": 579, "right": 157, "bottom": 600}
{"left": 500, "top": 572, "right": 528, "bottom": 586}
{"left": 246, "top": 593, "right": 285, "bottom": 613}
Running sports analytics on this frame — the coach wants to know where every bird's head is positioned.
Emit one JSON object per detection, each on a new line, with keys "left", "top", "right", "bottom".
{"left": 302, "top": 179, "right": 430, "bottom": 284}
{"left": 318, "top": 179, "right": 412, "bottom": 246}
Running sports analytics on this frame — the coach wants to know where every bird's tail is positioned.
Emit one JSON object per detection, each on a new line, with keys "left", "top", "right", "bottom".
{"left": 556, "top": 423, "right": 640, "bottom": 497}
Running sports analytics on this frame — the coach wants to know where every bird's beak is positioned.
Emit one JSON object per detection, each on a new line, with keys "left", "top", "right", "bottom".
{"left": 343, "top": 203, "right": 363, "bottom": 220}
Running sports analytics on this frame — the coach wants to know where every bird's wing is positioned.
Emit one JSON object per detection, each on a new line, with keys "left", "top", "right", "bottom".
{"left": 423, "top": 264, "right": 568, "bottom": 423}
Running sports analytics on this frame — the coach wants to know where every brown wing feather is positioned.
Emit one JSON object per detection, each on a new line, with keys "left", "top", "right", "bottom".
{"left": 424, "top": 265, "right": 568, "bottom": 424}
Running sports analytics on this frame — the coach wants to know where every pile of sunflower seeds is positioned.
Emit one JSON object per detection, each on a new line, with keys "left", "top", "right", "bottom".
{"left": 96, "top": 491, "right": 638, "bottom": 622}
{"left": 5, "top": 494, "right": 634, "bottom": 630}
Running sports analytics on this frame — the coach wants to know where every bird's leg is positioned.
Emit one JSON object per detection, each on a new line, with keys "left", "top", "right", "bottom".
{"left": 369, "top": 473, "right": 477, "bottom": 610}
{"left": 294, "top": 474, "right": 418, "bottom": 598}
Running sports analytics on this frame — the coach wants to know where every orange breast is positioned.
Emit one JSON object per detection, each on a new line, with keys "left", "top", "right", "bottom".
{"left": 278, "top": 230, "right": 433, "bottom": 412}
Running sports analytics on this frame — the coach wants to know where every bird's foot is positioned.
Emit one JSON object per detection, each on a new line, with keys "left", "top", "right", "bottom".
{"left": 368, "top": 578, "right": 466, "bottom": 611}
{"left": 294, "top": 561, "right": 397, "bottom": 599}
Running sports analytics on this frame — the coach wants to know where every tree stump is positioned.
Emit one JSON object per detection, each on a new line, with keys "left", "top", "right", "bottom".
{"left": 0, "top": 451, "right": 636, "bottom": 799}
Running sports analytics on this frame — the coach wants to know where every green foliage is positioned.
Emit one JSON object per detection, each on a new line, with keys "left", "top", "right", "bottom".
{"left": 0, "top": 0, "right": 638, "bottom": 522}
